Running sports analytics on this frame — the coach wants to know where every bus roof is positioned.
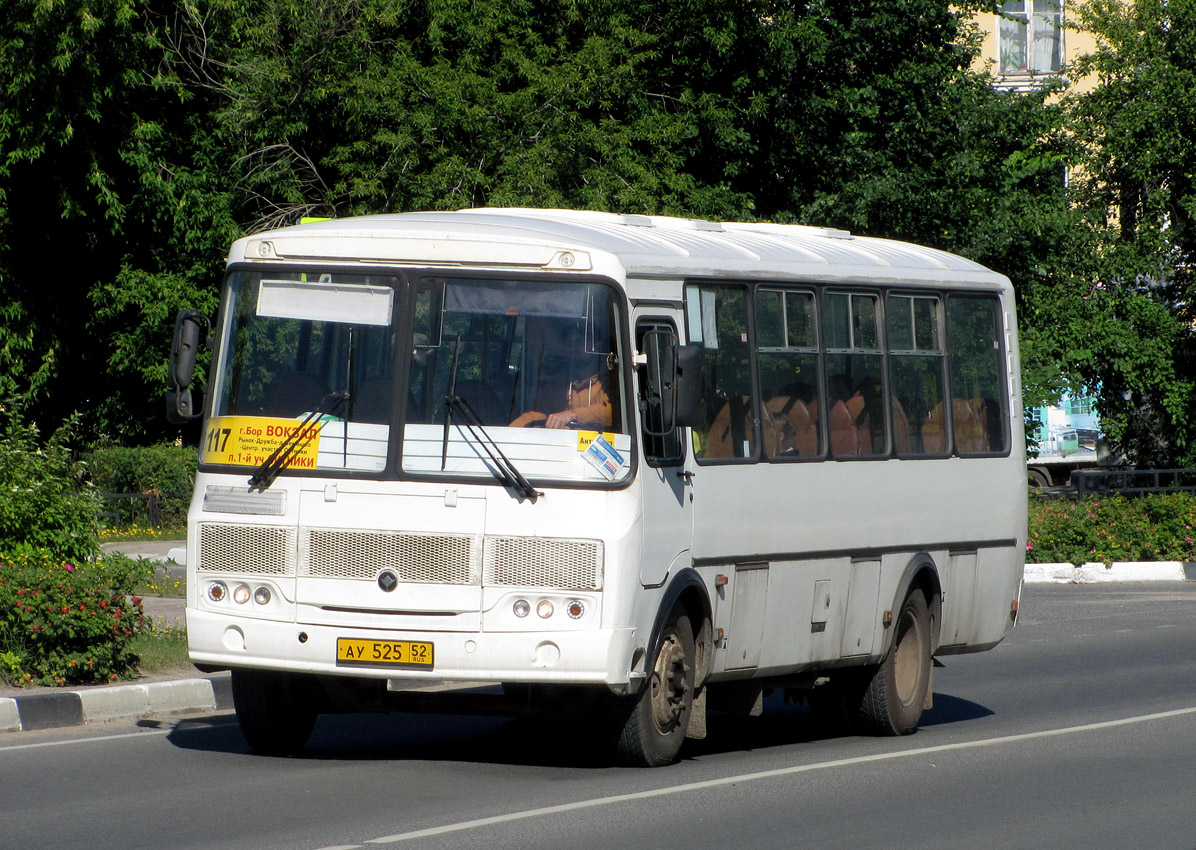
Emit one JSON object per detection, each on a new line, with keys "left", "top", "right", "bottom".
{"left": 229, "top": 208, "right": 1008, "bottom": 288}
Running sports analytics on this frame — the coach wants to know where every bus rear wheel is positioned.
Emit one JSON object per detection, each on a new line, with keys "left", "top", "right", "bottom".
{"left": 231, "top": 668, "right": 320, "bottom": 756}
{"left": 859, "top": 590, "right": 932, "bottom": 735}
{"left": 612, "top": 611, "right": 695, "bottom": 767}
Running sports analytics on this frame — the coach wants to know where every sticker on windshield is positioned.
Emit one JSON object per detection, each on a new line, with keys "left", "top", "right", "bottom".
{"left": 201, "top": 416, "right": 322, "bottom": 469}
{"left": 581, "top": 433, "right": 625, "bottom": 481}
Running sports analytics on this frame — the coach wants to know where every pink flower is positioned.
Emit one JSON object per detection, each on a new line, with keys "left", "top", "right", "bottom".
{"left": 1026, "top": 541, "right": 1035, "bottom": 551}
{"left": 63, "top": 563, "right": 76, "bottom": 573}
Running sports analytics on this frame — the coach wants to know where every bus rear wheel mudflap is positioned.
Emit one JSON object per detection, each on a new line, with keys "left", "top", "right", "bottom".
{"left": 610, "top": 609, "right": 696, "bottom": 767}
{"left": 231, "top": 668, "right": 321, "bottom": 756}
{"left": 859, "top": 589, "right": 933, "bottom": 735}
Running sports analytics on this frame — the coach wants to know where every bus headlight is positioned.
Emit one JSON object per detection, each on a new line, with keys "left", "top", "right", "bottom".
{"left": 254, "top": 586, "right": 272, "bottom": 606}
{"left": 536, "top": 600, "right": 555, "bottom": 619}
{"left": 207, "top": 581, "right": 228, "bottom": 603}
{"left": 513, "top": 599, "right": 530, "bottom": 618}
{"left": 566, "top": 599, "right": 585, "bottom": 619}
{"left": 233, "top": 584, "right": 251, "bottom": 605}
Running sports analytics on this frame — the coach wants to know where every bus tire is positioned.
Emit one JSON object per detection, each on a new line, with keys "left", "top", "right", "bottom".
{"left": 859, "top": 590, "right": 932, "bottom": 736}
{"left": 231, "top": 668, "right": 319, "bottom": 756}
{"left": 612, "top": 611, "right": 695, "bottom": 767}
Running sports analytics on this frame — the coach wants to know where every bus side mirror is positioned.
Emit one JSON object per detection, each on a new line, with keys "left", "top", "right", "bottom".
{"left": 674, "top": 345, "right": 703, "bottom": 429}
{"left": 167, "top": 309, "right": 209, "bottom": 423}
{"left": 642, "top": 331, "right": 703, "bottom": 435}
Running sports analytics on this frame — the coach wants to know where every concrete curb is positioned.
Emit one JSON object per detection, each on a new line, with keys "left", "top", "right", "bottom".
{"left": 0, "top": 675, "right": 231, "bottom": 733}
{"left": 1023, "top": 561, "right": 1196, "bottom": 583}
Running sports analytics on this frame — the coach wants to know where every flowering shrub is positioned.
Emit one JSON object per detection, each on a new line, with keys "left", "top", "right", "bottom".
{"left": 0, "top": 550, "right": 151, "bottom": 687}
{"left": 1027, "top": 493, "right": 1196, "bottom": 565}
{"left": 0, "top": 411, "right": 99, "bottom": 563}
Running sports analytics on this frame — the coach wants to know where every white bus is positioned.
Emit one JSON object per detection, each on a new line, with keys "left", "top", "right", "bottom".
{"left": 168, "top": 208, "right": 1027, "bottom": 766}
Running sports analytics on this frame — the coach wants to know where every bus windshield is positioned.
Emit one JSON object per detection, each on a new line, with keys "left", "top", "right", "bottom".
{"left": 203, "top": 270, "right": 629, "bottom": 484}
{"left": 401, "top": 276, "right": 629, "bottom": 482}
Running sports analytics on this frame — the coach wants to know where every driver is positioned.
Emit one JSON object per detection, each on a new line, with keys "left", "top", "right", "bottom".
{"left": 510, "top": 323, "right": 612, "bottom": 429}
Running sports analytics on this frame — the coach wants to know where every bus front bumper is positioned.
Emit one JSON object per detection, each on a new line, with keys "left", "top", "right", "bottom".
{"left": 187, "top": 608, "right": 639, "bottom": 688}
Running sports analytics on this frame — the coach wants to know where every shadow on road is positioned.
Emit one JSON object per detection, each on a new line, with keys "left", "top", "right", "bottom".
{"left": 160, "top": 688, "right": 994, "bottom": 768}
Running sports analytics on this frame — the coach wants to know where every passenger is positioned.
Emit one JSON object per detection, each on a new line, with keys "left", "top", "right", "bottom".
{"left": 510, "top": 323, "right": 612, "bottom": 429}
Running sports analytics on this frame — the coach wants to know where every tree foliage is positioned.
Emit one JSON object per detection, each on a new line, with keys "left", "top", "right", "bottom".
{"left": 0, "top": 0, "right": 1189, "bottom": 464}
{"left": 1059, "top": 0, "right": 1196, "bottom": 464}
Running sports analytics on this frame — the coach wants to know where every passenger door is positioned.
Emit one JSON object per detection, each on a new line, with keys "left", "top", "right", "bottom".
{"left": 634, "top": 315, "right": 694, "bottom": 587}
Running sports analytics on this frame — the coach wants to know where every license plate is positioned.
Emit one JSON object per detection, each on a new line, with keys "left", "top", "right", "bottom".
{"left": 336, "top": 638, "right": 434, "bottom": 669}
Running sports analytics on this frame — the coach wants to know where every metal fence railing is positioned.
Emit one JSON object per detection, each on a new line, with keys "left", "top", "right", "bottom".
{"left": 1073, "top": 468, "right": 1196, "bottom": 498}
{"left": 97, "top": 492, "right": 190, "bottom": 529}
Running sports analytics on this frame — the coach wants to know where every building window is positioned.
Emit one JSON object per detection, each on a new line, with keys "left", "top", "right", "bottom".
{"left": 999, "top": 0, "right": 1063, "bottom": 76}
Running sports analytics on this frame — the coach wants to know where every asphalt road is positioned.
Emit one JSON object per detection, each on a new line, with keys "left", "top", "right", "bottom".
{"left": 3, "top": 583, "right": 1195, "bottom": 850}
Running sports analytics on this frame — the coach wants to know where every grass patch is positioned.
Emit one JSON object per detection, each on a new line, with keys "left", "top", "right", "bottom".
{"left": 135, "top": 565, "right": 186, "bottom": 598}
{"left": 98, "top": 523, "right": 187, "bottom": 543}
{"left": 130, "top": 624, "right": 190, "bottom": 675}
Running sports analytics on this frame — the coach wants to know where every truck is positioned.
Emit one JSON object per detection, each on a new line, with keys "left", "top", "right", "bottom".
{"left": 1027, "top": 394, "right": 1105, "bottom": 487}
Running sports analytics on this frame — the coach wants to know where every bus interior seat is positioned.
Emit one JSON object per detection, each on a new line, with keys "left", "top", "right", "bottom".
{"left": 829, "top": 399, "right": 858, "bottom": 456}
{"left": 921, "top": 403, "right": 947, "bottom": 454}
{"left": 704, "top": 396, "right": 753, "bottom": 458}
{"left": 955, "top": 398, "right": 990, "bottom": 453}
{"left": 763, "top": 395, "right": 818, "bottom": 457}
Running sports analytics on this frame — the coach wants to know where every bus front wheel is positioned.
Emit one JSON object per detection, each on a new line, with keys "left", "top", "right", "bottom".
{"left": 611, "top": 611, "right": 696, "bottom": 767}
{"left": 231, "top": 668, "right": 320, "bottom": 756}
{"left": 860, "top": 590, "right": 932, "bottom": 735}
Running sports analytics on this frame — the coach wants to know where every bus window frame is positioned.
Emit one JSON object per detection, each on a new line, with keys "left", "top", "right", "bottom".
{"left": 684, "top": 281, "right": 763, "bottom": 467}
{"left": 753, "top": 286, "right": 827, "bottom": 464}
{"left": 201, "top": 264, "right": 640, "bottom": 490}
{"left": 635, "top": 316, "right": 688, "bottom": 468}
{"left": 886, "top": 290, "right": 952, "bottom": 460}
{"left": 945, "top": 292, "right": 1013, "bottom": 459}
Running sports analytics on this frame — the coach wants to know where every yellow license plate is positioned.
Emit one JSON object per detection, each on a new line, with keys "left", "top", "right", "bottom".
{"left": 336, "top": 638, "right": 434, "bottom": 669}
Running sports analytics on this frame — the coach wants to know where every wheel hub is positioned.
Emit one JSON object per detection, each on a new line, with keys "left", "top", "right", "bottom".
{"left": 650, "top": 632, "right": 690, "bottom": 732}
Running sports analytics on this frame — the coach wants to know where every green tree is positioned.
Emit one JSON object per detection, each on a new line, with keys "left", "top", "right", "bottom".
{"left": 0, "top": 0, "right": 1108, "bottom": 457}
{"left": 0, "top": 0, "right": 229, "bottom": 442}
{"left": 1060, "top": 0, "right": 1196, "bottom": 465}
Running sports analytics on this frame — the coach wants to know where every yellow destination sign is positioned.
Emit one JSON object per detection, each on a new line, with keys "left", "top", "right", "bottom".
{"left": 575, "top": 430, "right": 617, "bottom": 452}
{"left": 201, "top": 416, "right": 322, "bottom": 469}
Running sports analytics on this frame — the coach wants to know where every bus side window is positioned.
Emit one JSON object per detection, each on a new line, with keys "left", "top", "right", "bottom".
{"left": 755, "top": 289, "right": 822, "bottom": 459}
{"left": 636, "top": 319, "right": 684, "bottom": 464}
{"left": 824, "top": 292, "right": 887, "bottom": 458}
{"left": 947, "top": 295, "right": 1009, "bottom": 455}
{"left": 685, "top": 284, "right": 757, "bottom": 462}
{"left": 887, "top": 294, "right": 947, "bottom": 456}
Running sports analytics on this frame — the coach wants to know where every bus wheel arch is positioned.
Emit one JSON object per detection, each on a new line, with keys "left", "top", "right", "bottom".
{"left": 860, "top": 557, "right": 941, "bottom": 736}
{"left": 612, "top": 571, "right": 712, "bottom": 766}
{"left": 646, "top": 569, "right": 714, "bottom": 688}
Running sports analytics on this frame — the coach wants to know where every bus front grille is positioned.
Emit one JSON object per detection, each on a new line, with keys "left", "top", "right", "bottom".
{"left": 198, "top": 524, "right": 295, "bottom": 575}
{"left": 195, "top": 524, "right": 603, "bottom": 590}
{"left": 303, "top": 529, "right": 481, "bottom": 584}
{"left": 483, "top": 536, "right": 604, "bottom": 590}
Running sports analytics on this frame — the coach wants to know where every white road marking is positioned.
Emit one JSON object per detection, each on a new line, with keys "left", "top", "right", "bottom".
{"left": 0, "top": 720, "right": 237, "bottom": 752}
{"left": 364, "top": 706, "right": 1196, "bottom": 844}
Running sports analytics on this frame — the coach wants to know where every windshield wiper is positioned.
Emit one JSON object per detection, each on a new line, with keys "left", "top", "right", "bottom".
{"left": 248, "top": 391, "right": 348, "bottom": 490}
{"left": 443, "top": 393, "right": 542, "bottom": 501}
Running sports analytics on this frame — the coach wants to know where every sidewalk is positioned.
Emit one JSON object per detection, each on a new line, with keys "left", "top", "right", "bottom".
{"left": 3, "top": 545, "right": 1193, "bottom": 735}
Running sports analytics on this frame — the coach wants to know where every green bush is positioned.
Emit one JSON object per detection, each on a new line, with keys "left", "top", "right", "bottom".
{"left": 85, "top": 444, "right": 196, "bottom": 527}
{"left": 0, "top": 412, "right": 99, "bottom": 563}
{"left": 0, "top": 550, "right": 151, "bottom": 687}
{"left": 1027, "top": 493, "right": 1196, "bottom": 565}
